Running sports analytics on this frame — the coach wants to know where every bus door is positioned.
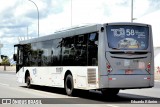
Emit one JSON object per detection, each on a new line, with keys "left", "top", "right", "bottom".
{"left": 14, "top": 44, "right": 25, "bottom": 73}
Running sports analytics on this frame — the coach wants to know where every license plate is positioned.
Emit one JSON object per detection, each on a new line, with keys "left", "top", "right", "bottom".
{"left": 125, "top": 69, "right": 133, "bottom": 74}
{"left": 138, "top": 62, "right": 145, "bottom": 69}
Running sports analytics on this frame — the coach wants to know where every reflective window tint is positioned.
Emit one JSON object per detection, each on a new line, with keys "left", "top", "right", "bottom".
{"left": 62, "top": 36, "right": 78, "bottom": 66}
{"left": 23, "top": 44, "right": 32, "bottom": 66}
{"left": 74, "top": 35, "right": 87, "bottom": 66}
{"left": 61, "top": 33, "right": 98, "bottom": 66}
{"left": 37, "top": 40, "right": 53, "bottom": 66}
{"left": 21, "top": 32, "right": 98, "bottom": 67}
{"left": 30, "top": 43, "right": 39, "bottom": 66}
{"left": 88, "top": 33, "right": 98, "bottom": 66}
{"left": 52, "top": 39, "right": 62, "bottom": 66}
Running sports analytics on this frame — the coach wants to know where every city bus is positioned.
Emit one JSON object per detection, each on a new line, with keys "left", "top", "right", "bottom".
{"left": 13, "top": 22, "right": 154, "bottom": 96}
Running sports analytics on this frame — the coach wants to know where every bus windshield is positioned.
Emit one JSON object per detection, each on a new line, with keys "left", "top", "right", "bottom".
{"left": 106, "top": 25, "right": 149, "bottom": 50}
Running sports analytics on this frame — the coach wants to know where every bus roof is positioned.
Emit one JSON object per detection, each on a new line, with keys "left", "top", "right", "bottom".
{"left": 19, "top": 24, "right": 101, "bottom": 44}
{"left": 18, "top": 22, "right": 151, "bottom": 45}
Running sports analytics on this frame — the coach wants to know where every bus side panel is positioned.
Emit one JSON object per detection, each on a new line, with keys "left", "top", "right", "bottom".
{"left": 18, "top": 66, "right": 99, "bottom": 90}
{"left": 150, "top": 74, "right": 154, "bottom": 86}
{"left": 98, "top": 26, "right": 110, "bottom": 88}
{"left": 67, "top": 66, "right": 99, "bottom": 90}
{"left": 16, "top": 67, "right": 25, "bottom": 83}
{"left": 150, "top": 25, "right": 154, "bottom": 86}
{"left": 23, "top": 67, "right": 64, "bottom": 87}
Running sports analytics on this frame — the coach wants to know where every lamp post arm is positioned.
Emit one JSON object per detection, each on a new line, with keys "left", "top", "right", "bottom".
{"left": 28, "top": 0, "right": 39, "bottom": 37}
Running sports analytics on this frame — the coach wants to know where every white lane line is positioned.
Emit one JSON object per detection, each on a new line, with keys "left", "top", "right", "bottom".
{"left": 0, "top": 83, "right": 10, "bottom": 86}
{"left": 106, "top": 104, "right": 120, "bottom": 107}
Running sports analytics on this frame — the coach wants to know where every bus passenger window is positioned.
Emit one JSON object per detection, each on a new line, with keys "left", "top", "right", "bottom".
{"left": 74, "top": 35, "right": 87, "bottom": 66}
{"left": 88, "top": 33, "right": 98, "bottom": 66}
{"left": 18, "top": 49, "right": 23, "bottom": 65}
{"left": 62, "top": 37, "right": 76, "bottom": 66}
{"left": 52, "top": 39, "right": 62, "bottom": 66}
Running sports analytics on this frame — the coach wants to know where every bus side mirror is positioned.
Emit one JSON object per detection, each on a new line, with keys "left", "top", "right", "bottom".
{"left": 13, "top": 54, "right": 17, "bottom": 61}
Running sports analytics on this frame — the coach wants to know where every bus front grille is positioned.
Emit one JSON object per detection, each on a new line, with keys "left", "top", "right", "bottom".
{"left": 87, "top": 68, "right": 96, "bottom": 84}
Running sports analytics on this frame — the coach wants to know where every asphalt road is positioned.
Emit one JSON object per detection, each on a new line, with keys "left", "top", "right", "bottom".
{"left": 0, "top": 71, "right": 160, "bottom": 107}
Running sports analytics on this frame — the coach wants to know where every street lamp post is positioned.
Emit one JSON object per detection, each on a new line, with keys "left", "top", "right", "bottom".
{"left": 71, "top": 0, "right": 72, "bottom": 26}
{"left": 131, "top": 0, "right": 133, "bottom": 22}
{"left": 0, "top": 41, "right": 3, "bottom": 63}
{"left": 28, "top": 0, "right": 39, "bottom": 38}
{"left": 0, "top": 42, "right": 3, "bottom": 56}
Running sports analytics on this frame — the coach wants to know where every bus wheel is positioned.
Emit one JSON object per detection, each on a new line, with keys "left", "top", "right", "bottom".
{"left": 65, "top": 75, "right": 74, "bottom": 96}
{"left": 26, "top": 76, "right": 31, "bottom": 88}
{"left": 101, "top": 88, "right": 119, "bottom": 96}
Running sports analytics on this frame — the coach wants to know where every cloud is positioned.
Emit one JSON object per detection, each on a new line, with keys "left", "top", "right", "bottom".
{"left": 149, "top": 0, "right": 160, "bottom": 9}
{"left": 136, "top": 9, "right": 160, "bottom": 47}
{"left": 0, "top": 0, "right": 70, "bottom": 57}
{"left": 1, "top": 44, "right": 15, "bottom": 58}
{"left": 1, "top": 38, "right": 18, "bottom": 45}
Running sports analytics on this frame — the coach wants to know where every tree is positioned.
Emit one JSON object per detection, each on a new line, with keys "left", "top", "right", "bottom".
{"left": 0, "top": 56, "right": 10, "bottom": 71}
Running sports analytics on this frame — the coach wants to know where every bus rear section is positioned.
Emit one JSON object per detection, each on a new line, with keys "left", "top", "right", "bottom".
{"left": 99, "top": 23, "right": 154, "bottom": 94}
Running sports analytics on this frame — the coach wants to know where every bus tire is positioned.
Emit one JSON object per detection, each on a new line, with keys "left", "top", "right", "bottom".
{"left": 26, "top": 76, "right": 31, "bottom": 88}
{"left": 65, "top": 75, "right": 74, "bottom": 96}
{"left": 101, "top": 88, "right": 119, "bottom": 96}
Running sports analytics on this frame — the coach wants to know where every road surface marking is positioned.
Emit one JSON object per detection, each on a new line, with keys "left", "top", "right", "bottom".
{"left": 107, "top": 104, "right": 119, "bottom": 107}
{"left": 0, "top": 83, "right": 9, "bottom": 86}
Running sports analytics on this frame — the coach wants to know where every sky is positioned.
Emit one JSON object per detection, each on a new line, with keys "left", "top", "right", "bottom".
{"left": 0, "top": 0, "right": 160, "bottom": 57}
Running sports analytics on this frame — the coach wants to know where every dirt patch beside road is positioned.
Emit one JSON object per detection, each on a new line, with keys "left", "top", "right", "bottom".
{"left": 0, "top": 66, "right": 16, "bottom": 72}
